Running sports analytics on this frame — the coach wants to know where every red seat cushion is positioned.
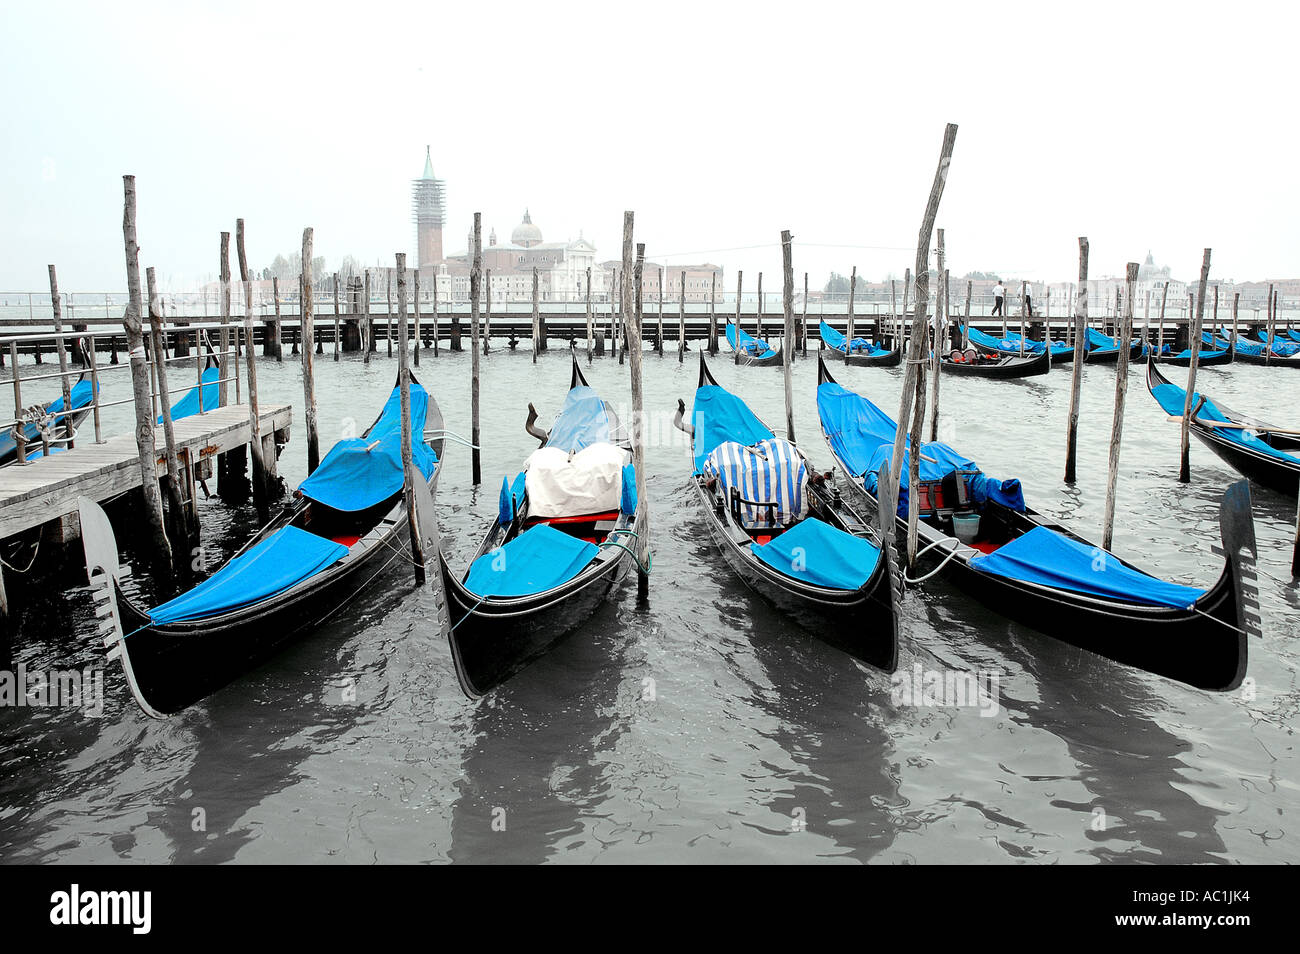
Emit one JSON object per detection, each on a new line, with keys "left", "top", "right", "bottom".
{"left": 331, "top": 534, "right": 361, "bottom": 548}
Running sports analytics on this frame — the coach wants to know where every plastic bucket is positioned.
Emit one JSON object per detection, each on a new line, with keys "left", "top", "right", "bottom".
{"left": 952, "top": 512, "right": 981, "bottom": 545}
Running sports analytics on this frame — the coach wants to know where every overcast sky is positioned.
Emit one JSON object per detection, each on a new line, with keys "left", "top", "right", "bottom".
{"left": 2, "top": 0, "right": 1295, "bottom": 293}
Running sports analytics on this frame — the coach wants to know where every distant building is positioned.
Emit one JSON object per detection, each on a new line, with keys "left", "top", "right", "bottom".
{"left": 443, "top": 209, "right": 608, "bottom": 302}
{"left": 412, "top": 146, "right": 446, "bottom": 268}
{"left": 608, "top": 262, "right": 725, "bottom": 303}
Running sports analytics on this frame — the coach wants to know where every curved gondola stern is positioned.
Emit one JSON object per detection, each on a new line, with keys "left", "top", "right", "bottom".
{"left": 817, "top": 352, "right": 838, "bottom": 387}
{"left": 570, "top": 350, "right": 590, "bottom": 390}
{"left": 698, "top": 349, "right": 719, "bottom": 388}
{"left": 1207, "top": 479, "right": 1258, "bottom": 691}
{"left": 76, "top": 496, "right": 166, "bottom": 719}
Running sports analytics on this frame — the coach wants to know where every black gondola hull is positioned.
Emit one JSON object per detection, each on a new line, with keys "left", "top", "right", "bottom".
{"left": 939, "top": 346, "right": 1050, "bottom": 378}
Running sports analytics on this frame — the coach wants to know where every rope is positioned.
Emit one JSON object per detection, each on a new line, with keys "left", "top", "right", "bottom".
{"left": 0, "top": 537, "right": 40, "bottom": 574}
{"left": 1189, "top": 605, "right": 1255, "bottom": 638}
{"left": 902, "top": 535, "right": 964, "bottom": 585}
{"left": 599, "top": 528, "right": 651, "bottom": 575}
{"left": 449, "top": 593, "right": 489, "bottom": 633}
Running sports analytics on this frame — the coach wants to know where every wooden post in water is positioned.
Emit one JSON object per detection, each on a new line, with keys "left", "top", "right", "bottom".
{"left": 432, "top": 268, "right": 440, "bottom": 356}
{"left": 781, "top": 231, "right": 796, "bottom": 444}
{"left": 890, "top": 279, "right": 898, "bottom": 350}
{"left": 470, "top": 213, "right": 483, "bottom": 485}
{"left": 755, "top": 272, "right": 764, "bottom": 342}
{"left": 236, "top": 220, "right": 270, "bottom": 523}
{"left": 586, "top": 266, "right": 594, "bottom": 363}
{"left": 1265, "top": 282, "right": 1276, "bottom": 365}
{"left": 709, "top": 271, "right": 718, "bottom": 355}
{"left": 301, "top": 229, "right": 321, "bottom": 475}
{"left": 901, "top": 269, "right": 912, "bottom": 353}
{"left": 484, "top": 268, "right": 492, "bottom": 355}
{"left": 1158, "top": 280, "right": 1169, "bottom": 353}
{"left": 219, "top": 232, "right": 231, "bottom": 407}
{"left": 47, "top": 265, "right": 74, "bottom": 446}
{"left": 147, "top": 266, "right": 191, "bottom": 554}
{"left": 1231, "top": 291, "right": 1240, "bottom": 348}
{"left": 623, "top": 214, "right": 649, "bottom": 601}
{"left": 677, "top": 273, "right": 693, "bottom": 354}
{"left": 1179, "top": 249, "right": 1213, "bottom": 483}
{"left": 1064, "top": 238, "right": 1089, "bottom": 483}
{"left": 889, "top": 123, "right": 957, "bottom": 568}
{"left": 1018, "top": 280, "right": 1027, "bottom": 356}
{"left": 846, "top": 265, "right": 857, "bottom": 348}
{"left": 333, "top": 273, "right": 342, "bottom": 362}
{"left": 962, "top": 279, "right": 972, "bottom": 351}
{"left": 121, "top": 175, "right": 174, "bottom": 580}
{"left": 1102, "top": 262, "right": 1140, "bottom": 550}
{"left": 926, "top": 232, "right": 945, "bottom": 443}
{"left": 395, "top": 253, "right": 425, "bottom": 586}
{"left": 363, "top": 271, "right": 372, "bottom": 365}
{"left": 801, "top": 272, "right": 809, "bottom": 355}
{"left": 734, "top": 270, "right": 743, "bottom": 366}
{"left": 385, "top": 272, "right": 393, "bottom": 358}
{"left": 412, "top": 269, "right": 422, "bottom": 366}
{"left": 531, "top": 266, "right": 540, "bottom": 364}
{"left": 656, "top": 266, "right": 665, "bottom": 355}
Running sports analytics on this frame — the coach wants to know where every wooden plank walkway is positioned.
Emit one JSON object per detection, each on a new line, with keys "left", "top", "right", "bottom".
{"left": 0, "top": 403, "right": 292, "bottom": 539}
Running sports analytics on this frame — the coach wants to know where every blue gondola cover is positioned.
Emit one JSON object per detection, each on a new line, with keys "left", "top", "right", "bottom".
{"left": 545, "top": 386, "right": 611, "bottom": 453}
{"left": 1150, "top": 381, "right": 1299, "bottom": 465}
{"left": 969, "top": 526, "right": 1204, "bottom": 609}
{"left": 819, "top": 320, "right": 887, "bottom": 357}
{"left": 463, "top": 523, "right": 599, "bottom": 598}
{"left": 816, "top": 381, "right": 1024, "bottom": 516}
{"left": 148, "top": 526, "right": 349, "bottom": 624}
{"left": 299, "top": 384, "right": 438, "bottom": 511}
{"left": 750, "top": 517, "right": 880, "bottom": 591}
{"left": 160, "top": 366, "right": 219, "bottom": 423}
{"left": 725, "top": 323, "right": 777, "bottom": 359}
{"left": 691, "top": 384, "right": 774, "bottom": 473}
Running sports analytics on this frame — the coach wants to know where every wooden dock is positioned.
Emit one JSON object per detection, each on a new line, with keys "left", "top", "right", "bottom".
{"left": 0, "top": 403, "right": 292, "bottom": 540}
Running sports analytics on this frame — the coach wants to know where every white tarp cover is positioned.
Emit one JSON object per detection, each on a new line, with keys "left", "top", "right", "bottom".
{"left": 525, "top": 443, "right": 625, "bottom": 518}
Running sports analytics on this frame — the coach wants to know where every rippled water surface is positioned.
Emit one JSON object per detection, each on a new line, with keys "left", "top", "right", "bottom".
{"left": 1, "top": 342, "right": 1297, "bottom": 864}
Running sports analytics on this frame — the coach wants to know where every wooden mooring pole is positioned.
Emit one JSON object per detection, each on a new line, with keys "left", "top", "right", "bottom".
{"left": 147, "top": 266, "right": 193, "bottom": 559}
{"left": 1102, "top": 262, "right": 1140, "bottom": 551}
{"left": 926, "top": 231, "right": 945, "bottom": 443}
{"left": 395, "top": 253, "right": 425, "bottom": 586}
{"left": 47, "top": 265, "right": 74, "bottom": 446}
{"left": 781, "top": 230, "right": 796, "bottom": 444}
{"left": 301, "top": 228, "right": 321, "bottom": 475}
{"left": 363, "top": 271, "right": 372, "bottom": 365}
{"left": 586, "top": 266, "right": 593, "bottom": 364}
{"left": 734, "top": 270, "right": 743, "bottom": 366}
{"left": 709, "top": 271, "right": 718, "bottom": 355}
{"left": 531, "top": 266, "right": 540, "bottom": 364}
{"left": 627, "top": 220, "right": 649, "bottom": 602}
{"left": 1064, "top": 237, "right": 1089, "bottom": 483}
{"left": 678, "top": 269, "right": 686, "bottom": 362}
{"left": 470, "top": 213, "right": 483, "bottom": 485}
{"left": 890, "top": 123, "right": 957, "bottom": 568}
{"left": 236, "top": 219, "right": 270, "bottom": 524}
{"left": 1179, "top": 249, "right": 1212, "bottom": 483}
{"left": 801, "top": 272, "right": 809, "bottom": 355}
{"left": 121, "top": 175, "right": 174, "bottom": 582}
{"left": 846, "top": 265, "right": 857, "bottom": 347}
{"left": 333, "top": 273, "right": 342, "bottom": 363}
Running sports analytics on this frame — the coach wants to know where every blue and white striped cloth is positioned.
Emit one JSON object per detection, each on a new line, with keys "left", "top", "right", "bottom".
{"left": 703, "top": 438, "right": 809, "bottom": 529}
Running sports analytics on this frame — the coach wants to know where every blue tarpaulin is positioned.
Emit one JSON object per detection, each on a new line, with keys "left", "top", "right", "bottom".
{"left": 299, "top": 384, "right": 438, "bottom": 511}
{"left": 969, "top": 526, "right": 1204, "bottom": 609}
{"left": 160, "top": 366, "right": 219, "bottom": 423}
{"left": 819, "top": 320, "right": 888, "bottom": 357}
{"left": 620, "top": 463, "right": 637, "bottom": 515}
{"left": 750, "top": 517, "right": 881, "bottom": 591}
{"left": 726, "top": 323, "right": 777, "bottom": 359}
{"left": 545, "top": 386, "right": 611, "bottom": 452}
{"left": 966, "top": 325, "right": 1069, "bottom": 357}
{"left": 1161, "top": 344, "right": 1227, "bottom": 360}
{"left": 0, "top": 378, "right": 97, "bottom": 462}
{"left": 691, "top": 384, "right": 774, "bottom": 473}
{"left": 148, "top": 526, "right": 349, "bottom": 624}
{"left": 1223, "top": 331, "right": 1298, "bottom": 356}
{"left": 463, "top": 523, "right": 599, "bottom": 598}
{"left": 816, "top": 380, "right": 1025, "bottom": 517}
{"left": 1150, "top": 381, "right": 1299, "bottom": 465}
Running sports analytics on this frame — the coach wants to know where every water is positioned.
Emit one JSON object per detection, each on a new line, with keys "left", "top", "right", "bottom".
{"left": 1, "top": 344, "right": 1297, "bottom": 864}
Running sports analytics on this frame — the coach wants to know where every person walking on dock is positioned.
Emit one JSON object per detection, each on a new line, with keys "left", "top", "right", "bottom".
{"left": 991, "top": 280, "right": 1005, "bottom": 317}
{"left": 1021, "top": 282, "right": 1033, "bottom": 318}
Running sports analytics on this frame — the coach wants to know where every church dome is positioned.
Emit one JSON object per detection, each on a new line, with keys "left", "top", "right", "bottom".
{"left": 511, "top": 209, "right": 542, "bottom": 247}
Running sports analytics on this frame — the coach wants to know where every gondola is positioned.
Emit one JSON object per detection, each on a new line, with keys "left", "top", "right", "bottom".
{"left": 1146, "top": 358, "right": 1300, "bottom": 496}
{"left": 938, "top": 341, "right": 1051, "bottom": 378}
{"left": 1156, "top": 339, "right": 1234, "bottom": 367}
{"left": 671, "top": 353, "right": 899, "bottom": 671}
{"left": 964, "top": 324, "right": 1077, "bottom": 364}
{"left": 440, "top": 353, "right": 642, "bottom": 697}
{"left": 815, "top": 356, "right": 1257, "bottom": 691}
{"left": 1081, "top": 328, "right": 1147, "bottom": 364}
{"left": 818, "top": 320, "right": 903, "bottom": 367}
{"left": 0, "top": 370, "right": 98, "bottom": 465}
{"left": 1204, "top": 331, "right": 1300, "bottom": 368}
{"left": 79, "top": 374, "right": 446, "bottom": 716}
{"left": 725, "top": 322, "right": 784, "bottom": 367}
